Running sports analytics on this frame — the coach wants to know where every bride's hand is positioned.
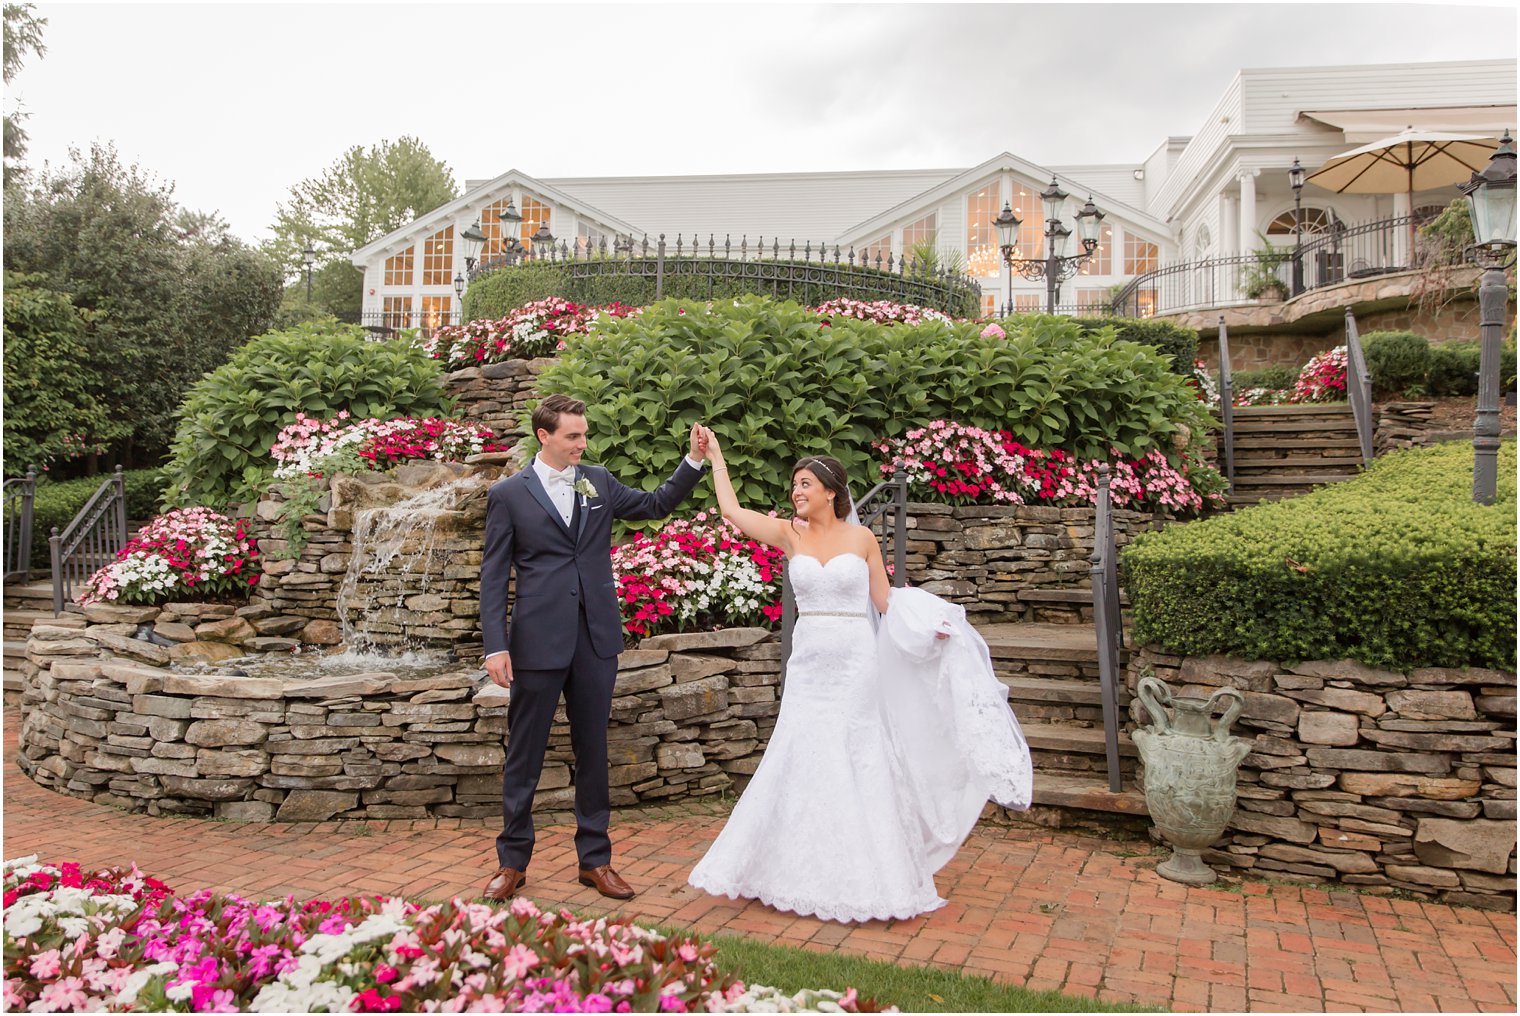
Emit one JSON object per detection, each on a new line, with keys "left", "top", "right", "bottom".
{"left": 703, "top": 427, "right": 725, "bottom": 464}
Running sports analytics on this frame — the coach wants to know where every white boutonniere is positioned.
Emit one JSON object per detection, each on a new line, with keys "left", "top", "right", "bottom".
{"left": 573, "top": 477, "right": 599, "bottom": 505}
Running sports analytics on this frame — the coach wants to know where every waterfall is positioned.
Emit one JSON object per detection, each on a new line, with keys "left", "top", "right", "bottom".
{"left": 335, "top": 476, "right": 482, "bottom": 654}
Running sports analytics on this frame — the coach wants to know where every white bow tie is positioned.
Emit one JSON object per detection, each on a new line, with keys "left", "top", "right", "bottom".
{"left": 543, "top": 465, "right": 576, "bottom": 488}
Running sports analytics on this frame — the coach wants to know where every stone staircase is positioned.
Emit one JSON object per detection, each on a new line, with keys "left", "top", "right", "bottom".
{"left": 2, "top": 579, "right": 71, "bottom": 703}
{"left": 976, "top": 620, "right": 1148, "bottom": 821}
{"left": 1227, "top": 403, "right": 1364, "bottom": 506}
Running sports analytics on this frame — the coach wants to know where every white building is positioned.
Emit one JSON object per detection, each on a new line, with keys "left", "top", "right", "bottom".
{"left": 353, "top": 58, "right": 1516, "bottom": 328}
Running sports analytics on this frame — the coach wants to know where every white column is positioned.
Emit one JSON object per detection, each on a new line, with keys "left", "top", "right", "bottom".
{"left": 1219, "top": 193, "right": 1239, "bottom": 255}
{"left": 1238, "top": 171, "right": 1257, "bottom": 250}
{"left": 1392, "top": 190, "right": 1412, "bottom": 266}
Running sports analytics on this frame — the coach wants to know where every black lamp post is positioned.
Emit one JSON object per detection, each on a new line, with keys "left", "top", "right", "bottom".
{"left": 301, "top": 244, "right": 316, "bottom": 302}
{"left": 453, "top": 273, "right": 465, "bottom": 302}
{"left": 497, "top": 200, "right": 524, "bottom": 266}
{"left": 1289, "top": 157, "right": 1306, "bottom": 295}
{"left": 993, "top": 178, "right": 1104, "bottom": 315}
{"left": 531, "top": 223, "right": 556, "bottom": 259}
{"left": 1460, "top": 130, "right": 1517, "bottom": 505}
{"left": 460, "top": 219, "right": 487, "bottom": 279}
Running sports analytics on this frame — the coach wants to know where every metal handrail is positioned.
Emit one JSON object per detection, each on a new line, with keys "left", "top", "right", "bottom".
{"left": 3, "top": 468, "right": 38, "bottom": 584}
{"left": 1089, "top": 465, "right": 1124, "bottom": 793}
{"left": 1110, "top": 214, "right": 1428, "bottom": 318}
{"left": 49, "top": 466, "right": 128, "bottom": 615}
{"left": 1343, "top": 309, "right": 1375, "bottom": 466}
{"left": 1217, "top": 316, "right": 1236, "bottom": 491}
{"left": 779, "top": 472, "right": 909, "bottom": 687}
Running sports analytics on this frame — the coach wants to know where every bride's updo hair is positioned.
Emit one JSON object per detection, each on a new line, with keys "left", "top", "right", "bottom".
{"left": 791, "top": 455, "right": 852, "bottom": 521}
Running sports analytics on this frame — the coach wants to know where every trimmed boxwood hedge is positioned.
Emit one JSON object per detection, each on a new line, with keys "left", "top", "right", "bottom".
{"left": 463, "top": 259, "right": 982, "bottom": 321}
{"left": 24, "top": 468, "right": 166, "bottom": 569}
{"left": 1122, "top": 440, "right": 1516, "bottom": 670}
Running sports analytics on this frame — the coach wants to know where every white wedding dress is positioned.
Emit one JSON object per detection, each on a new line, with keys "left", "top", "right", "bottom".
{"left": 687, "top": 552, "right": 1032, "bottom": 923}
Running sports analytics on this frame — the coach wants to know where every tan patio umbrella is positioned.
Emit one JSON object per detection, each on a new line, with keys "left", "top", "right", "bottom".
{"left": 1307, "top": 128, "right": 1498, "bottom": 249}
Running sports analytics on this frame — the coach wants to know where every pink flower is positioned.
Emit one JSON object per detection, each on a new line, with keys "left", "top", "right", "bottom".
{"left": 501, "top": 942, "right": 541, "bottom": 980}
{"left": 28, "top": 949, "right": 61, "bottom": 979}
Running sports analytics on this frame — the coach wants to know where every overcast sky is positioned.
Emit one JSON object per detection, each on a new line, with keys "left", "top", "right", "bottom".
{"left": 7, "top": 2, "right": 1517, "bottom": 244}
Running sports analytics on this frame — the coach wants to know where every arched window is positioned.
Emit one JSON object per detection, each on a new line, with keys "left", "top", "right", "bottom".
{"left": 1196, "top": 224, "right": 1212, "bottom": 258}
{"left": 1267, "top": 207, "right": 1331, "bottom": 235}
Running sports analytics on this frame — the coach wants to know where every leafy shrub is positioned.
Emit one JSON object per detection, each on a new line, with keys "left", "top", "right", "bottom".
{"left": 1232, "top": 364, "right": 1300, "bottom": 391}
{"left": 1361, "top": 331, "right": 1431, "bottom": 397}
{"left": 1426, "top": 341, "right": 1518, "bottom": 397}
{"left": 1123, "top": 440, "right": 1516, "bottom": 670}
{"left": 27, "top": 469, "right": 166, "bottom": 568}
{"left": 1071, "top": 316, "right": 1200, "bottom": 375}
{"left": 536, "top": 296, "right": 1212, "bottom": 517}
{"left": 464, "top": 258, "right": 981, "bottom": 321}
{"left": 163, "top": 321, "right": 453, "bottom": 510}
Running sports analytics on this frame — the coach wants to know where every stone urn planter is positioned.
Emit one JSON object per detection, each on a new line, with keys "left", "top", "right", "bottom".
{"left": 1133, "top": 674, "right": 1251, "bottom": 885}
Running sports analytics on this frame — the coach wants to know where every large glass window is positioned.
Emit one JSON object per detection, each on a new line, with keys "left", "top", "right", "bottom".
{"left": 901, "top": 213, "right": 937, "bottom": 263}
{"left": 1009, "top": 183, "right": 1046, "bottom": 258}
{"left": 1124, "top": 233, "right": 1160, "bottom": 275}
{"left": 478, "top": 198, "right": 515, "bottom": 260}
{"left": 576, "top": 221, "right": 607, "bottom": 255}
{"left": 422, "top": 226, "right": 454, "bottom": 286}
{"left": 1013, "top": 293, "right": 1044, "bottom": 313}
{"left": 1267, "top": 207, "right": 1331, "bottom": 235}
{"left": 966, "top": 184, "right": 1001, "bottom": 278}
{"left": 383, "top": 296, "right": 413, "bottom": 331}
{"left": 421, "top": 295, "right": 452, "bottom": 336}
{"left": 862, "top": 233, "right": 892, "bottom": 268}
{"left": 384, "top": 245, "right": 414, "bottom": 286}
{"left": 520, "top": 197, "right": 551, "bottom": 249}
{"left": 1076, "top": 288, "right": 1110, "bottom": 312}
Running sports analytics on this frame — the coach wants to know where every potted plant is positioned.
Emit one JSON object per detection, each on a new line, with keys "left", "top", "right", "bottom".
{"left": 1241, "top": 239, "right": 1292, "bottom": 301}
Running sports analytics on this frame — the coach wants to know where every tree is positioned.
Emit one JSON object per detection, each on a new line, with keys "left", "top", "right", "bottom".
{"left": 265, "top": 136, "right": 458, "bottom": 315}
{"left": 3, "top": 3, "right": 46, "bottom": 183}
{"left": 3, "top": 143, "right": 284, "bottom": 469}
{"left": 3, "top": 274, "right": 129, "bottom": 470}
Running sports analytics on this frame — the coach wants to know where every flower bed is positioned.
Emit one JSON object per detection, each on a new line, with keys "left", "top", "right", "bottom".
{"left": 423, "top": 298, "right": 640, "bottom": 366}
{"left": 79, "top": 508, "right": 260, "bottom": 607}
{"left": 270, "top": 413, "right": 507, "bottom": 482}
{"left": 1290, "top": 345, "right": 1348, "bottom": 403}
{"left": 2, "top": 858, "right": 888, "bottom": 1013}
{"left": 611, "top": 512, "right": 786, "bottom": 639}
{"left": 812, "top": 298, "right": 951, "bottom": 326}
{"left": 876, "top": 420, "right": 1225, "bottom": 515}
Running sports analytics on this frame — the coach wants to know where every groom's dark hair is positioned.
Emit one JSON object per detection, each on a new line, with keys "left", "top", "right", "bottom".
{"left": 532, "top": 394, "right": 587, "bottom": 436}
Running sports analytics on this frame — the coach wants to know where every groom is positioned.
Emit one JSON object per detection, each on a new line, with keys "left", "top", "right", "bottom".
{"left": 479, "top": 394, "right": 708, "bottom": 902}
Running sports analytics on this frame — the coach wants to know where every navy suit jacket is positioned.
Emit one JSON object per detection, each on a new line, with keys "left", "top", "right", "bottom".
{"left": 479, "top": 458, "right": 704, "bottom": 668}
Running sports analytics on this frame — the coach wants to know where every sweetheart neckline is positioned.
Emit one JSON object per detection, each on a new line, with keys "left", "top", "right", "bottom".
{"left": 791, "top": 551, "right": 866, "bottom": 569}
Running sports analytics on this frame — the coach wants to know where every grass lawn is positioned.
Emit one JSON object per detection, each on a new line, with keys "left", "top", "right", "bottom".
{"left": 700, "top": 931, "right": 1155, "bottom": 1013}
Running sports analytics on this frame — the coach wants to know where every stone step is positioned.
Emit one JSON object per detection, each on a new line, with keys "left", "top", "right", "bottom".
{"left": 1015, "top": 587, "right": 1129, "bottom": 608}
{"left": 1230, "top": 420, "right": 1359, "bottom": 436}
{"left": 1031, "top": 771, "right": 1149, "bottom": 816}
{"left": 1000, "top": 675, "right": 1129, "bottom": 707}
{"left": 1225, "top": 492, "right": 1295, "bottom": 506}
{"left": 3, "top": 580, "right": 56, "bottom": 612}
{"left": 1022, "top": 720, "right": 1137, "bottom": 757}
{"left": 1230, "top": 404, "right": 1354, "bottom": 418}
{"left": 979, "top": 622, "right": 1105, "bottom": 664}
{"left": 1231, "top": 473, "right": 1358, "bottom": 486}
{"left": 1234, "top": 455, "right": 1367, "bottom": 470}
{"left": 1232, "top": 436, "right": 1363, "bottom": 451}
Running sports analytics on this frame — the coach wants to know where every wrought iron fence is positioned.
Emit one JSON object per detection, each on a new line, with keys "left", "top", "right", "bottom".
{"left": 4, "top": 468, "right": 37, "bottom": 584}
{"left": 1110, "top": 214, "right": 1427, "bottom": 318}
{"left": 49, "top": 466, "right": 128, "bottom": 614}
{"left": 470, "top": 233, "right": 982, "bottom": 317}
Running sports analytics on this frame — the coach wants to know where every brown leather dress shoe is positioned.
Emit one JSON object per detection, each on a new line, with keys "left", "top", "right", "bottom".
{"left": 578, "top": 864, "right": 635, "bottom": 900}
{"left": 481, "top": 866, "right": 527, "bottom": 903}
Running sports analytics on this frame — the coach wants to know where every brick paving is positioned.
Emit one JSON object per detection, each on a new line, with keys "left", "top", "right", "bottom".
{"left": 3, "top": 710, "right": 1514, "bottom": 1013}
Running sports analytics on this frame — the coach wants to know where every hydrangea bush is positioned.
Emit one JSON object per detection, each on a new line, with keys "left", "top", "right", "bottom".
{"left": 79, "top": 508, "right": 260, "bottom": 606}
{"left": 812, "top": 298, "right": 951, "bottom": 326}
{"left": 877, "top": 420, "right": 1225, "bottom": 516}
{"left": 610, "top": 511, "right": 787, "bottom": 639}
{"left": 1291, "top": 345, "right": 1349, "bottom": 403}
{"left": 2, "top": 858, "right": 889, "bottom": 1013}
{"left": 422, "top": 298, "right": 640, "bottom": 365}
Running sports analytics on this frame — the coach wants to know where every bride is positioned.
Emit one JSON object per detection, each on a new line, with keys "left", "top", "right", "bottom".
{"left": 686, "top": 430, "right": 1033, "bottom": 923}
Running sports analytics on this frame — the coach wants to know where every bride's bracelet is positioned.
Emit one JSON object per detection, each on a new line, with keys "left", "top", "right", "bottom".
{"left": 711, "top": 465, "right": 728, "bottom": 473}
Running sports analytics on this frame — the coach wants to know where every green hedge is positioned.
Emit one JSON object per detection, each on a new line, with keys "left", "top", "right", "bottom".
{"left": 1123, "top": 440, "right": 1516, "bottom": 670}
{"left": 463, "top": 259, "right": 981, "bottom": 321}
{"left": 1361, "top": 331, "right": 1431, "bottom": 398}
{"left": 535, "top": 296, "right": 1213, "bottom": 517}
{"left": 1426, "top": 341, "right": 1518, "bottom": 398}
{"left": 1071, "top": 317, "right": 1200, "bottom": 376}
{"left": 1232, "top": 364, "right": 1298, "bottom": 391}
{"left": 163, "top": 321, "right": 453, "bottom": 510}
{"left": 25, "top": 468, "right": 166, "bottom": 569}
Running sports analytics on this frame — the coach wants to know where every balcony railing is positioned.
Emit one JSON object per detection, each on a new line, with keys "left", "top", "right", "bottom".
{"left": 1110, "top": 215, "right": 1428, "bottom": 318}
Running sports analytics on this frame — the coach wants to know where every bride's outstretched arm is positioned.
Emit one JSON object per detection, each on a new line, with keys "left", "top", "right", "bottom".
{"left": 703, "top": 428, "right": 795, "bottom": 553}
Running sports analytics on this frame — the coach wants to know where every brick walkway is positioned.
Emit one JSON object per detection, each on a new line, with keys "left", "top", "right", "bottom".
{"left": 3, "top": 711, "right": 1514, "bottom": 1013}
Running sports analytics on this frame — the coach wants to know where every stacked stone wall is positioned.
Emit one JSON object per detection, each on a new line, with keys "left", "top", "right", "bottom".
{"left": 1129, "top": 647, "right": 1517, "bottom": 910}
{"left": 443, "top": 358, "right": 553, "bottom": 445}
{"left": 17, "top": 614, "right": 779, "bottom": 823}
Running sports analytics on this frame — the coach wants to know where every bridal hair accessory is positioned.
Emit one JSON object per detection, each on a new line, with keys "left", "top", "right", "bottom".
{"left": 801, "top": 457, "right": 843, "bottom": 484}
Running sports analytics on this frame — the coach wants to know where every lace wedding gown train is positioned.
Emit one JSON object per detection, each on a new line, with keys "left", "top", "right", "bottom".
{"left": 687, "top": 553, "right": 946, "bottom": 923}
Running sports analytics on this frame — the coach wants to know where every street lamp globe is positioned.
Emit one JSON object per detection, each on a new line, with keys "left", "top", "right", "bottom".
{"left": 1040, "top": 177, "right": 1069, "bottom": 224}
{"left": 532, "top": 223, "right": 556, "bottom": 257}
{"left": 460, "top": 219, "right": 487, "bottom": 271}
{"left": 1050, "top": 221, "right": 1072, "bottom": 259}
{"left": 1075, "top": 195, "right": 1106, "bottom": 253}
{"left": 1463, "top": 131, "right": 1517, "bottom": 251}
{"left": 453, "top": 273, "right": 466, "bottom": 301}
{"left": 1288, "top": 158, "right": 1306, "bottom": 195}
{"left": 993, "top": 202, "right": 1021, "bottom": 252}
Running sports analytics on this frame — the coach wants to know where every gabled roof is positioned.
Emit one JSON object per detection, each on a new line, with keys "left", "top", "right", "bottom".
{"left": 350, "top": 169, "right": 647, "bottom": 265}
{"left": 835, "top": 152, "right": 1171, "bottom": 246}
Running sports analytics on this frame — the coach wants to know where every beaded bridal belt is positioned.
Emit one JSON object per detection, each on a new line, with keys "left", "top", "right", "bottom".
{"left": 798, "top": 610, "right": 869, "bottom": 619}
